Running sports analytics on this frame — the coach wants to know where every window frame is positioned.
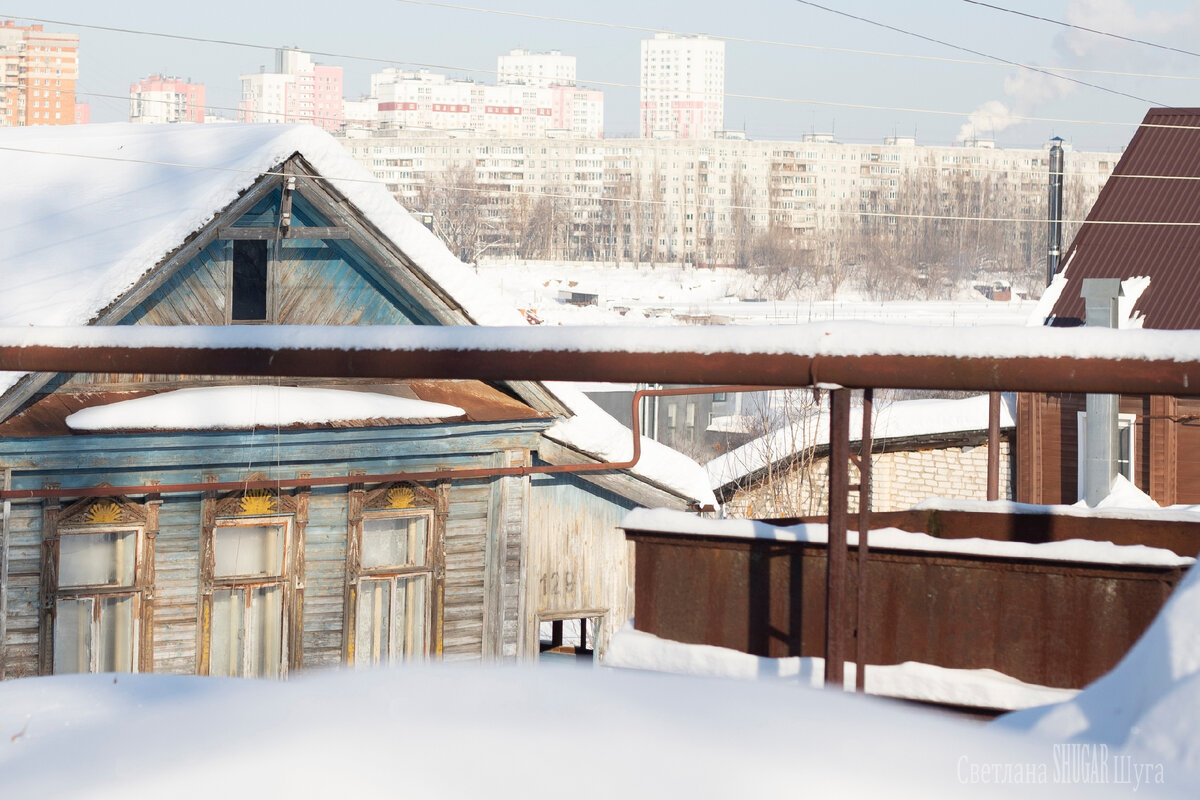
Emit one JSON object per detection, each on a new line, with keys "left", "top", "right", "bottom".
{"left": 199, "top": 483, "right": 307, "bottom": 678}
{"left": 1076, "top": 411, "right": 1137, "bottom": 501}
{"left": 344, "top": 482, "right": 445, "bottom": 667}
{"left": 40, "top": 494, "right": 157, "bottom": 676}
{"left": 228, "top": 238, "right": 274, "bottom": 325}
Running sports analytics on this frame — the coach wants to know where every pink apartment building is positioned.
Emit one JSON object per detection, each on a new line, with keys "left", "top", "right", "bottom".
{"left": 240, "top": 49, "right": 343, "bottom": 132}
{"left": 129, "top": 74, "right": 205, "bottom": 124}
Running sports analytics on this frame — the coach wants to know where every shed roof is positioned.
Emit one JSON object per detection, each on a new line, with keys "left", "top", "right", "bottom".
{"left": 1045, "top": 108, "right": 1200, "bottom": 329}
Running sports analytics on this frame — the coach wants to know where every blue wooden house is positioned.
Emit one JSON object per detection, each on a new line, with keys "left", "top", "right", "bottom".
{"left": 0, "top": 124, "right": 713, "bottom": 679}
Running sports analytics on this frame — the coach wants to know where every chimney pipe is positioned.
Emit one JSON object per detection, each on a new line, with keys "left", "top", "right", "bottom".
{"left": 1081, "top": 278, "right": 1123, "bottom": 506}
{"left": 1047, "top": 137, "right": 1065, "bottom": 286}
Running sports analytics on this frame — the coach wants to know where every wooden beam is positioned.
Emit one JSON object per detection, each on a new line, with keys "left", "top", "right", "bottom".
{"left": 216, "top": 226, "right": 351, "bottom": 240}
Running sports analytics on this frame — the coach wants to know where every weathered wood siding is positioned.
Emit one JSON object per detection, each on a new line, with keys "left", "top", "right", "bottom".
{"left": 2, "top": 500, "right": 41, "bottom": 678}
{"left": 0, "top": 421, "right": 544, "bottom": 676}
{"left": 527, "top": 473, "right": 637, "bottom": 659}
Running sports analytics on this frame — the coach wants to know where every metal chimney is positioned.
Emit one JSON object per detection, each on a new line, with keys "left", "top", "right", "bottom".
{"left": 1081, "top": 278, "right": 1123, "bottom": 506}
{"left": 1047, "top": 137, "right": 1065, "bottom": 286}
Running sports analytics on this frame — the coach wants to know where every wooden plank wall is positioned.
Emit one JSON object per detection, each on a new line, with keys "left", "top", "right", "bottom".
{"left": 1, "top": 500, "right": 40, "bottom": 678}
{"left": 526, "top": 473, "right": 637, "bottom": 659}
{"left": 1, "top": 480, "right": 498, "bottom": 675}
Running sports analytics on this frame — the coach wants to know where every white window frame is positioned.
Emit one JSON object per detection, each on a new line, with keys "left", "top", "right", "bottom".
{"left": 209, "top": 514, "right": 293, "bottom": 678}
{"left": 351, "top": 508, "right": 434, "bottom": 667}
{"left": 1076, "top": 411, "right": 1137, "bottom": 501}
{"left": 53, "top": 524, "right": 144, "bottom": 674}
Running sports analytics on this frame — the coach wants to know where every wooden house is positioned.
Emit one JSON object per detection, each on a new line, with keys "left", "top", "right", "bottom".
{"left": 0, "top": 123, "right": 714, "bottom": 679}
{"left": 1017, "top": 108, "right": 1200, "bottom": 505}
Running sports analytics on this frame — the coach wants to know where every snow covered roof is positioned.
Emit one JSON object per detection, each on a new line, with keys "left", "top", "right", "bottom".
{"left": 707, "top": 392, "right": 1016, "bottom": 492}
{"left": 0, "top": 123, "right": 712, "bottom": 505}
{"left": 63, "top": 386, "right": 465, "bottom": 432}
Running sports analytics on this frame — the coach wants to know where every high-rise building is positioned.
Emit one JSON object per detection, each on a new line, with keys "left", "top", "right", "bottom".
{"left": 640, "top": 33, "right": 724, "bottom": 139}
{"left": 0, "top": 20, "right": 79, "bottom": 127}
{"left": 129, "top": 75, "right": 205, "bottom": 124}
{"left": 239, "top": 48, "right": 343, "bottom": 132}
{"left": 497, "top": 48, "right": 575, "bottom": 88}
{"left": 365, "top": 66, "right": 602, "bottom": 139}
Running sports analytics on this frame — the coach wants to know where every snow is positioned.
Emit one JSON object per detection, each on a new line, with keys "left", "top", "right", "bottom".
{"left": 605, "top": 624, "right": 1078, "bottom": 711}
{"left": 0, "top": 124, "right": 712, "bottom": 506}
{"left": 707, "top": 392, "right": 1016, "bottom": 490}
{"left": 0, "top": 667, "right": 1186, "bottom": 798}
{"left": 542, "top": 382, "right": 717, "bottom": 506}
{"left": 63, "top": 386, "right": 465, "bottom": 431}
{"left": 917, "top": 475, "right": 1200, "bottom": 524}
{"left": 995, "top": 550, "right": 1200, "bottom": 774}
{"left": 619, "top": 508, "right": 1195, "bottom": 568}
{"left": 6, "top": 320, "right": 1200, "bottom": 364}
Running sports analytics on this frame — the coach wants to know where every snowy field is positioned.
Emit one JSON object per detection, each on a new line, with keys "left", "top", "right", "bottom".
{"left": 476, "top": 259, "right": 1039, "bottom": 328}
{"left": 2, "top": 663, "right": 1194, "bottom": 798}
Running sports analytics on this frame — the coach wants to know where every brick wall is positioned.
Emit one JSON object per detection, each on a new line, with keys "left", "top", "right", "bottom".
{"left": 725, "top": 440, "right": 1013, "bottom": 519}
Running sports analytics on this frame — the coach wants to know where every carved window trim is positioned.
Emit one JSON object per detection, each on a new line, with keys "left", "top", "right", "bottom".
{"left": 198, "top": 475, "right": 308, "bottom": 677}
{"left": 39, "top": 491, "right": 158, "bottom": 675}
{"left": 344, "top": 481, "right": 447, "bottom": 666}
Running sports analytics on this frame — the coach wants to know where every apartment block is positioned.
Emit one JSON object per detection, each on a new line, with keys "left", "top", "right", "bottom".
{"left": 0, "top": 20, "right": 79, "bottom": 127}
{"left": 365, "top": 67, "right": 602, "bottom": 139}
{"left": 239, "top": 48, "right": 343, "bottom": 132}
{"left": 497, "top": 48, "right": 575, "bottom": 88}
{"left": 130, "top": 74, "right": 205, "bottom": 124}
{"left": 640, "top": 34, "right": 724, "bottom": 139}
{"left": 338, "top": 129, "right": 1115, "bottom": 272}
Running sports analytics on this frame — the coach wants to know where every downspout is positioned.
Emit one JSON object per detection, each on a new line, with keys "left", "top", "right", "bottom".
{"left": 1081, "top": 278, "right": 1123, "bottom": 506}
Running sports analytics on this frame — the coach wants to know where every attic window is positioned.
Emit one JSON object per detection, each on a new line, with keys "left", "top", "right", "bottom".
{"left": 232, "top": 240, "right": 269, "bottom": 322}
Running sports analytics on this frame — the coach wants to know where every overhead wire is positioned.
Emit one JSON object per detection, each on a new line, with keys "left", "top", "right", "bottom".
{"left": 2, "top": 11, "right": 1195, "bottom": 136}
{"left": 961, "top": 0, "right": 1200, "bottom": 60}
{"left": 387, "top": 0, "right": 1200, "bottom": 82}
{"left": 2, "top": 141, "right": 1198, "bottom": 228}
{"left": 789, "top": 0, "right": 1165, "bottom": 107}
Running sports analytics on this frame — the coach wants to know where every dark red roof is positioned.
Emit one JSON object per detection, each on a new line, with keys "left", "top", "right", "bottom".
{"left": 1048, "top": 108, "right": 1200, "bottom": 329}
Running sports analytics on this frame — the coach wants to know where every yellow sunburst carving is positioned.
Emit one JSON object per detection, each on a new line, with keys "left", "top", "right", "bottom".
{"left": 84, "top": 501, "right": 123, "bottom": 524}
{"left": 239, "top": 489, "right": 277, "bottom": 516}
{"left": 385, "top": 487, "right": 415, "bottom": 509}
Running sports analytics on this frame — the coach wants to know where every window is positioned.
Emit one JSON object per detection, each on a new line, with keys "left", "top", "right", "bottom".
{"left": 201, "top": 485, "right": 303, "bottom": 678}
{"left": 43, "top": 497, "right": 152, "bottom": 675}
{"left": 1076, "top": 412, "right": 1136, "bottom": 500}
{"left": 209, "top": 518, "right": 290, "bottom": 678}
{"left": 538, "top": 612, "right": 603, "bottom": 663}
{"left": 231, "top": 239, "right": 269, "bottom": 321}
{"left": 54, "top": 528, "right": 140, "bottom": 673}
{"left": 345, "top": 483, "right": 442, "bottom": 667}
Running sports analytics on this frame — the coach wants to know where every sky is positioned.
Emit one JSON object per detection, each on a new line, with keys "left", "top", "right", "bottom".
{"left": 7, "top": 0, "right": 1200, "bottom": 152}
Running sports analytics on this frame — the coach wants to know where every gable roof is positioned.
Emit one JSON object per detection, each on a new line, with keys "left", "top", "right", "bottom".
{"left": 0, "top": 123, "right": 714, "bottom": 507}
{"left": 1044, "top": 108, "right": 1200, "bottom": 329}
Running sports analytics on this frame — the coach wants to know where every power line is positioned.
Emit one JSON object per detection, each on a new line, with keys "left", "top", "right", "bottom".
{"left": 1, "top": 141, "right": 1195, "bottom": 228}
{"left": 790, "top": 0, "right": 1165, "bottom": 107}
{"left": 389, "top": 0, "right": 1200, "bottom": 83}
{"left": 3, "top": 11, "right": 1192, "bottom": 134}
{"left": 962, "top": 0, "right": 1200, "bottom": 59}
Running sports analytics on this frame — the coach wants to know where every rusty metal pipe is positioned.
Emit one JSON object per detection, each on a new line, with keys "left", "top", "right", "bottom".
{"left": 825, "top": 388, "right": 850, "bottom": 690}
{"left": 0, "top": 385, "right": 778, "bottom": 502}
{"left": 987, "top": 392, "right": 1001, "bottom": 501}
{"left": 4, "top": 334, "right": 1200, "bottom": 394}
{"left": 855, "top": 388, "right": 873, "bottom": 694}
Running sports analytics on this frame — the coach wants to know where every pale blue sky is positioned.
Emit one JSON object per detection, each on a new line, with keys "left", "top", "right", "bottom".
{"left": 9, "top": 0, "right": 1200, "bottom": 150}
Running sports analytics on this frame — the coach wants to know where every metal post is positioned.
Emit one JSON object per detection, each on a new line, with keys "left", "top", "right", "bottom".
{"left": 987, "top": 391, "right": 1001, "bottom": 501}
{"left": 855, "top": 389, "right": 872, "bottom": 693}
{"left": 825, "top": 388, "right": 851, "bottom": 690}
